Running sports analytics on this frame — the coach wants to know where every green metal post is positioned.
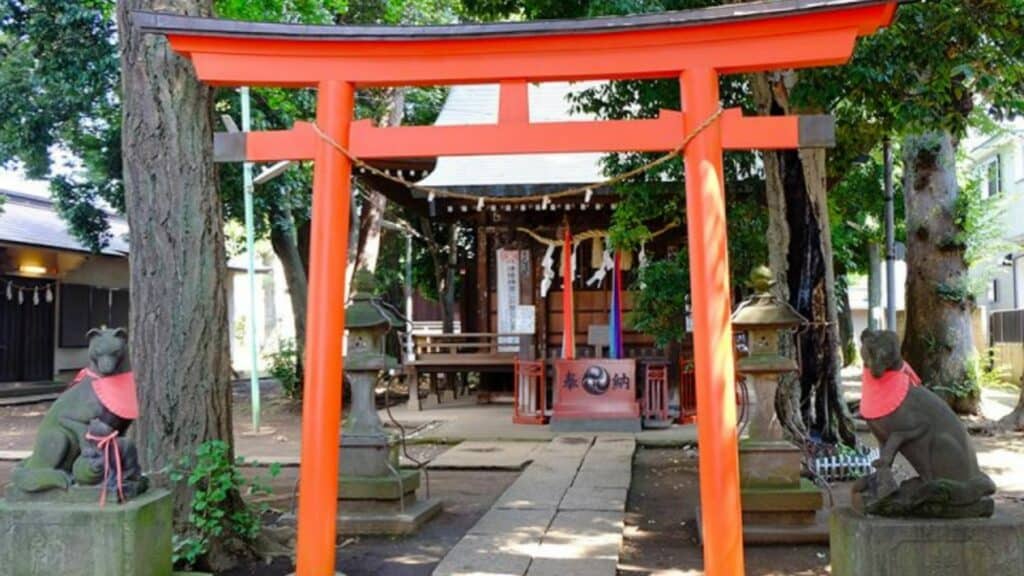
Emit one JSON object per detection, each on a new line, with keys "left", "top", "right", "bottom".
{"left": 242, "top": 86, "right": 261, "bottom": 432}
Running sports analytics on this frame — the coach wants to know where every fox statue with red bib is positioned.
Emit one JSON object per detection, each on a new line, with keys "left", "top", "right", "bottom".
{"left": 10, "top": 328, "right": 146, "bottom": 504}
{"left": 854, "top": 329, "right": 995, "bottom": 518}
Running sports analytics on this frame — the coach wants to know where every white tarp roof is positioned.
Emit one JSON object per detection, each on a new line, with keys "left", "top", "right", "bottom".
{"left": 418, "top": 82, "right": 608, "bottom": 188}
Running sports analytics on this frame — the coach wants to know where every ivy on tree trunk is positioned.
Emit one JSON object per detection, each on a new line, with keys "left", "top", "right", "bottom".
{"left": 901, "top": 131, "right": 979, "bottom": 415}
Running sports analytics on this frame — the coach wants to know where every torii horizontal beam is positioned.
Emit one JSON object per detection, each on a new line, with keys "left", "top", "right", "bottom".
{"left": 214, "top": 108, "right": 835, "bottom": 163}
{"left": 135, "top": 1, "right": 896, "bottom": 87}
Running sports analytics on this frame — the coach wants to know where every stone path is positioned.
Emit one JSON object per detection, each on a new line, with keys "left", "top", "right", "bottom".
{"left": 433, "top": 435, "right": 634, "bottom": 576}
{"left": 427, "top": 441, "right": 543, "bottom": 470}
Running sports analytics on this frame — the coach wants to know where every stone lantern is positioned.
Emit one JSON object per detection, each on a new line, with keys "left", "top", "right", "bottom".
{"left": 730, "top": 265, "right": 823, "bottom": 542}
{"left": 338, "top": 271, "right": 440, "bottom": 534}
{"left": 731, "top": 265, "right": 805, "bottom": 443}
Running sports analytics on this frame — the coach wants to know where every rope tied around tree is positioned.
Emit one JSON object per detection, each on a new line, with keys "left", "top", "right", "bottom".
{"left": 309, "top": 106, "right": 725, "bottom": 206}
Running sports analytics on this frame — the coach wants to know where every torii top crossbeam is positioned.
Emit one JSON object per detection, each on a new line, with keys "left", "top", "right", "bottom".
{"left": 136, "top": 2, "right": 897, "bottom": 575}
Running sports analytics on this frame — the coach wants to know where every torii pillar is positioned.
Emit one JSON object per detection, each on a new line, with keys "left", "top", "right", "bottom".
{"left": 135, "top": 1, "right": 898, "bottom": 574}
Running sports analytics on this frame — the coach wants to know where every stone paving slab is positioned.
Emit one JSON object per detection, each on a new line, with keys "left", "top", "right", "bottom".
{"left": 525, "top": 558, "right": 618, "bottom": 576}
{"left": 469, "top": 508, "right": 557, "bottom": 538}
{"left": 571, "top": 470, "right": 631, "bottom": 490}
{"left": 433, "top": 533, "right": 539, "bottom": 576}
{"left": 433, "top": 436, "right": 633, "bottom": 576}
{"left": 535, "top": 510, "right": 624, "bottom": 560}
{"left": 559, "top": 486, "right": 628, "bottom": 512}
{"left": 427, "top": 441, "right": 543, "bottom": 470}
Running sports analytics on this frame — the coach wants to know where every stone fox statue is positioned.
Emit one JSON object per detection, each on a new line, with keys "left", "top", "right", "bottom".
{"left": 856, "top": 329, "right": 996, "bottom": 518}
{"left": 12, "top": 328, "right": 144, "bottom": 500}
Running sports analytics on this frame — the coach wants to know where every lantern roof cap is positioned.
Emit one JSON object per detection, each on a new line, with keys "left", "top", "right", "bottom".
{"left": 345, "top": 270, "right": 404, "bottom": 330}
{"left": 731, "top": 266, "right": 807, "bottom": 328}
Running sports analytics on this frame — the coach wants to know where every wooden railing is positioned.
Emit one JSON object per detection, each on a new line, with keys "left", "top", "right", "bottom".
{"left": 411, "top": 332, "right": 533, "bottom": 362}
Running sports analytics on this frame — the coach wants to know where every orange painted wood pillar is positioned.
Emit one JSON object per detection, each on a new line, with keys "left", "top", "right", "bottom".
{"left": 295, "top": 79, "right": 354, "bottom": 576}
{"left": 680, "top": 67, "right": 745, "bottom": 576}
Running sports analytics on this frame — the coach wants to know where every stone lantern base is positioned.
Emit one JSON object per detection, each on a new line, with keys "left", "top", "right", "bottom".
{"left": 337, "top": 433, "right": 441, "bottom": 536}
{"left": 738, "top": 439, "right": 826, "bottom": 544}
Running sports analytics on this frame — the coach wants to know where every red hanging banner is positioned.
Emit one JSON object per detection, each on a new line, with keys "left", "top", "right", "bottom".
{"left": 561, "top": 224, "right": 575, "bottom": 359}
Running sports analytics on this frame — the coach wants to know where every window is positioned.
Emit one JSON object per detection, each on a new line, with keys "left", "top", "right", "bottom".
{"left": 982, "top": 156, "right": 1002, "bottom": 199}
{"left": 59, "top": 284, "right": 130, "bottom": 347}
{"left": 989, "top": 279, "right": 999, "bottom": 304}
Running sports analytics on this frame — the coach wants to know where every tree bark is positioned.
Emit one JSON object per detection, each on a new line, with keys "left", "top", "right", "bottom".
{"left": 836, "top": 273, "right": 857, "bottom": 367}
{"left": 418, "top": 217, "right": 459, "bottom": 333}
{"left": 118, "top": 0, "right": 242, "bottom": 568}
{"left": 753, "top": 72, "right": 855, "bottom": 446}
{"left": 443, "top": 223, "right": 459, "bottom": 333}
{"left": 901, "top": 131, "right": 979, "bottom": 414}
{"left": 356, "top": 88, "right": 406, "bottom": 274}
{"left": 268, "top": 196, "right": 307, "bottom": 384}
{"left": 998, "top": 384, "right": 1024, "bottom": 431}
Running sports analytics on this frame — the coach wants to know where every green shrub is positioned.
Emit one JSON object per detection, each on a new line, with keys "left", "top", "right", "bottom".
{"left": 170, "top": 440, "right": 280, "bottom": 569}
{"left": 267, "top": 339, "right": 301, "bottom": 399}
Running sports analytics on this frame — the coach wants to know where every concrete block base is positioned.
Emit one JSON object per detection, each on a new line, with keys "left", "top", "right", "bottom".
{"left": 830, "top": 506, "right": 1024, "bottom": 575}
{"left": 338, "top": 497, "right": 442, "bottom": 536}
{"left": 549, "top": 417, "right": 641, "bottom": 433}
{"left": 739, "top": 440, "right": 803, "bottom": 486}
{"left": 339, "top": 468, "right": 420, "bottom": 500}
{"left": 697, "top": 503, "right": 830, "bottom": 545}
{"left": 0, "top": 488, "right": 172, "bottom": 576}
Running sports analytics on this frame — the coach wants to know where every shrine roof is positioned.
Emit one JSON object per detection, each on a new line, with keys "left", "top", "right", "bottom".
{"left": 135, "top": 0, "right": 894, "bottom": 41}
{"left": 418, "top": 82, "right": 606, "bottom": 190}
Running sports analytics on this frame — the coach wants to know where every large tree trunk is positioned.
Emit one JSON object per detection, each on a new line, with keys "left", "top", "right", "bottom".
{"left": 998, "top": 385, "right": 1024, "bottom": 431}
{"left": 901, "top": 131, "right": 979, "bottom": 414}
{"left": 836, "top": 266, "right": 858, "bottom": 367}
{"left": 754, "top": 72, "right": 855, "bottom": 446}
{"left": 119, "top": 1, "right": 248, "bottom": 569}
{"left": 268, "top": 196, "right": 307, "bottom": 386}
{"left": 356, "top": 88, "right": 406, "bottom": 274}
{"left": 419, "top": 217, "right": 459, "bottom": 333}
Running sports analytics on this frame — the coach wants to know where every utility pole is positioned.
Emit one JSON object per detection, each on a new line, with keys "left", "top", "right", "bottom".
{"left": 868, "top": 243, "right": 881, "bottom": 331}
{"left": 883, "top": 139, "right": 897, "bottom": 332}
{"left": 242, "top": 86, "right": 262, "bottom": 432}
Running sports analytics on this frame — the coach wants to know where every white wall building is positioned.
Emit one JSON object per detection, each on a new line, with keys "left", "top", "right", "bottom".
{"left": 966, "top": 118, "right": 1024, "bottom": 313}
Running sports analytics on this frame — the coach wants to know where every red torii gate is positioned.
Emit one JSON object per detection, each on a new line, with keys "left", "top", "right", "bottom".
{"left": 136, "top": 1, "right": 897, "bottom": 574}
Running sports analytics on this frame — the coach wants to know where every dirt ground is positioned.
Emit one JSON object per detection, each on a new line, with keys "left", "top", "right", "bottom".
{"left": 224, "top": 465, "right": 520, "bottom": 576}
{"left": 3, "top": 387, "right": 1024, "bottom": 575}
{"left": 619, "top": 448, "right": 833, "bottom": 576}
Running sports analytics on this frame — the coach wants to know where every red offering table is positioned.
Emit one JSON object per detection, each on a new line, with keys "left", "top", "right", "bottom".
{"left": 551, "top": 358, "right": 640, "bottom": 432}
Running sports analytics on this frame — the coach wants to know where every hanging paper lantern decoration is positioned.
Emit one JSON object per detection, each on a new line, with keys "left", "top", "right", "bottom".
{"left": 17, "top": 288, "right": 24, "bottom": 305}
{"left": 45, "top": 284, "right": 53, "bottom": 303}
{"left": 33, "top": 287, "right": 39, "bottom": 306}
{"left": 5, "top": 281, "right": 11, "bottom": 301}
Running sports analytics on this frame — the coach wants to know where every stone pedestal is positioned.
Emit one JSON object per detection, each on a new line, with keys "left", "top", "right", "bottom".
{"left": 338, "top": 371, "right": 440, "bottom": 535}
{"left": 0, "top": 488, "right": 172, "bottom": 576}
{"left": 830, "top": 506, "right": 1024, "bottom": 575}
{"left": 738, "top": 438, "right": 826, "bottom": 542}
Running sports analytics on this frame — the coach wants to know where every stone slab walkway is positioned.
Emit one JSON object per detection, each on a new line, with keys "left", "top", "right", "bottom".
{"left": 433, "top": 435, "right": 634, "bottom": 576}
{"left": 427, "top": 441, "right": 543, "bottom": 470}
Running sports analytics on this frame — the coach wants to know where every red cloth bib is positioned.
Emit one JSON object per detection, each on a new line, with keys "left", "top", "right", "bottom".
{"left": 860, "top": 362, "right": 921, "bottom": 420}
{"left": 73, "top": 369, "right": 138, "bottom": 421}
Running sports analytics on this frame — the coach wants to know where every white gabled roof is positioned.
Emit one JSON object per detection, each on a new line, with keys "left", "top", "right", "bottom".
{"left": 418, "top": 82, "right": 608, "bottom": 188}
{"left": 0, "top": 170, "right": 129, "bottom": 256}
